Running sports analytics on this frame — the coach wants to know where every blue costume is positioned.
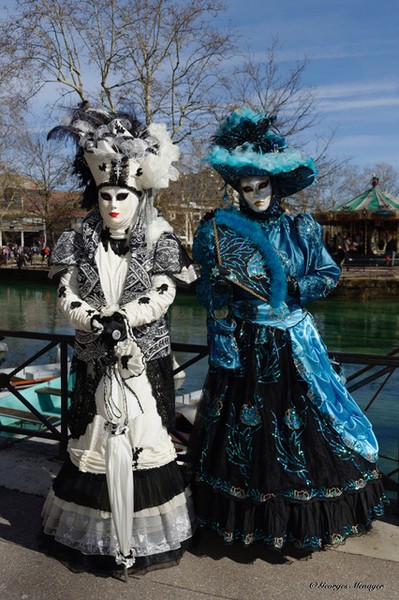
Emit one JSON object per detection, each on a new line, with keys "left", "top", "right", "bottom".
{"left": 188, "top": 108, "right": 386, "bottom": 551}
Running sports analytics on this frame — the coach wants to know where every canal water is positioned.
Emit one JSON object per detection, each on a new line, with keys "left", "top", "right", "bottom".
{"left": 0, "top": 281, "right": 397, "bottom": 480}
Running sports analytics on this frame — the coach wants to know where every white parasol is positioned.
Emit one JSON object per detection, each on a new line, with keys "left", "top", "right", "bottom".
{"left": 95, "top": 337, "right": 144, "bottom": 580}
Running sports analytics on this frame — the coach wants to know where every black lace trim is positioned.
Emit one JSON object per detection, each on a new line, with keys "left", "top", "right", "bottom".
{"left": 68, "top": 359, "right": 102, "bottom": 439}
{"left": 146, "top": 354, "right": 176, "bottom": 430}
{"left": 68, "top": 353, "right": 175, "bottom": 439}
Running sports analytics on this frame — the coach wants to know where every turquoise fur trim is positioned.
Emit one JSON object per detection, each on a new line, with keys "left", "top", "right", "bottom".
{"left": 214, "top": 208, "right": 287, "bottom": 307}
{"left": 207, "top": 107, "right": 317, "bottom": 177}
{"left": 208, "top": 144, "right": 317, "bottom": 177}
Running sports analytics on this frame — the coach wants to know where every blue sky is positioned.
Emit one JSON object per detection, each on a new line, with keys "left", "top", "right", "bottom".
{"left": 224, "top": 0, "right": 398, "bottom": 169}
{"left": 5, "top": 0, "right": 397, "bottom": 172}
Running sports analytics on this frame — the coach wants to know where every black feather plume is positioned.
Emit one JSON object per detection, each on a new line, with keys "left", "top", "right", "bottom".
{"left": 47, "top": 102, "right": 145, "bottom": 191}
{"left": 211, "top": 111, "right": 285, "bottom": 154}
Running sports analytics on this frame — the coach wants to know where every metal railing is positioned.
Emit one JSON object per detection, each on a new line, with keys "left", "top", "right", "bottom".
{"left": 331, "top": 350, "right": 399, "bottom": 500}
{"left": 0, "top": 330, "right": 74, "bottom": 450}
{"left": 0, "top": 329, "right": 397, "bottom": 504}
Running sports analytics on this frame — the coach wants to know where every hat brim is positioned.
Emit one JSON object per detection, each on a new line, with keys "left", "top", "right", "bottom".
{"left": 214, "top": 164, "right": 316, "bottom": 198}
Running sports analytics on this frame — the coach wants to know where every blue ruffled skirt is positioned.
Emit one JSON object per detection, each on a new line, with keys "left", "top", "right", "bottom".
{"left": 188, "top": 309, "right": 387, "bottom": 550}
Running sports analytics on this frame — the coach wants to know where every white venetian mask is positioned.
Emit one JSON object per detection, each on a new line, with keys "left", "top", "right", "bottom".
{"left": 98, "top": 186, "right": 140, "bottom": 232}
{"left": 240, "top": 176, "right": 272, "bottom": 213}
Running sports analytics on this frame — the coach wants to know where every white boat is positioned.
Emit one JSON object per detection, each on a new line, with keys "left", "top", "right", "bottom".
{"left": 0, "top": 375, "right": 72, "bottom": 438}
{"left": 0, "top": 339, "right": 8, "bottom": 352}
{"left": 175, "top": 389, "right": 201, "bottom": 425}
{"left": 0, "top": 358, "right": 200, "bottom": 441}
{"left": 0, "top": 363, "right": 63, "bottom": 396}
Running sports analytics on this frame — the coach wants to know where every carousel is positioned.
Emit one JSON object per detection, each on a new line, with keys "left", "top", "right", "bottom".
{"left": 314, "top": 176, "right": 399, "bottom": 257}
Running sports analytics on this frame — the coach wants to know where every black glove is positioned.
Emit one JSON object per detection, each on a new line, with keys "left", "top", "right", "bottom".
{"left": 287, "top": 276, "right": 299, "bottom": 299}
{"left": 202, "top": 210, "right": 216, "bottom": 222}
{"left": 98, "top": 312, "right": 128, "bottom": 349}
{"left": 211, "top": 264, "right": 232, "bottom": 291}
{"left": 90, "top": 314, "right": 104, "bottom": 334}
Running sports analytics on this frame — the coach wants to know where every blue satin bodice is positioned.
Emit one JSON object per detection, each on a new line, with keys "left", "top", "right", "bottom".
{"left": 193, "top": 207, "right": 340, "bottom": 311}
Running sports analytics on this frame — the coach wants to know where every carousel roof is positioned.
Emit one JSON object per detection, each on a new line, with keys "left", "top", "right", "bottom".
{"left": 333, "top": 179, "right": 399, "bottom": 213}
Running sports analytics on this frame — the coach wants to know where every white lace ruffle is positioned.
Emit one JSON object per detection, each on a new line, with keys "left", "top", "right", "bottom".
{"left": 42, "top": 489, "right": 195, "bottom": 558}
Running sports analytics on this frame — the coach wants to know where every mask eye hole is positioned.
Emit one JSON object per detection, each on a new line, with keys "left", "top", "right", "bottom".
{"left": 242, "top": 186, "right": 253, "bottom": 193}
{"left": 259, "top": 180, "right": 270, "bottom": 190}
{"left": 116, "top": 193, "right": 129, "bottom": 201}
{"left": 100, "top": 192, "right": 112, "bottom": 201}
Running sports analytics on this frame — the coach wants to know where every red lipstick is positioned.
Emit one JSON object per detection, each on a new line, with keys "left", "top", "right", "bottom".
{"left": 109, "top": 212, "right": 119, "bottom": 217}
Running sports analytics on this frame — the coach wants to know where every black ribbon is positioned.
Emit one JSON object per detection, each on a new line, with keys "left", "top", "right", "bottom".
{"left": 100, "top": 228, "right": 130, "bottom": 256}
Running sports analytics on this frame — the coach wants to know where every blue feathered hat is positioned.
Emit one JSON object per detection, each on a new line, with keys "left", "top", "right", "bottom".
{"left": 206, "top": 107, "right": 317, "bottom": 198}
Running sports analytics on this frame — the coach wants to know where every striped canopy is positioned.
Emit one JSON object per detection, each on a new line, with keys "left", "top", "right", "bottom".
{"left": 334, "top": 184, "right": 399, "bottom": 213}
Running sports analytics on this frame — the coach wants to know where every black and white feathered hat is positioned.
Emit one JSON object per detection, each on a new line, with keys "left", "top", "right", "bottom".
{"left": 48, "top": 104, "right": 179, "bottom": 195}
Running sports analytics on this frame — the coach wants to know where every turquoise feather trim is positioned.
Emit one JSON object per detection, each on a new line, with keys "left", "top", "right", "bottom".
{"left": 208, "top": 145, "right": 317, "bottom": 177}
{"left": 214, "top": 208, "right": 287, "bottom": 307}
{"left": 207, "top": 107, "right": 317, "bottom": 177}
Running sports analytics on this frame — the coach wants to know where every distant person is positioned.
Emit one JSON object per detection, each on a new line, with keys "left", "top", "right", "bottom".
{"left": 44, "top": 246, "right": 52, "bottom": 266}
{"left": 353, "top": 232, "right": 364, "bottom": 253}
{"left": 385, "top": 237, "right": 397, "bottom": 266}
{"left": 16, "top": 251, "right": 26, "bottom": 270}
{"left": 343, "top": 235, "right": 352, "bottom": 254}
{"left": 336, "top": 231, "right": 344, "bottom": 247}
{"left": 336, "top": 244, "right": 346, "bottom": 267}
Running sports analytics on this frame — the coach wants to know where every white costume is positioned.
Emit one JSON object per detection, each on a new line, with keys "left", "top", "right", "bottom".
{"left": 42, "top": 105, "right": 196, "bottom": 574}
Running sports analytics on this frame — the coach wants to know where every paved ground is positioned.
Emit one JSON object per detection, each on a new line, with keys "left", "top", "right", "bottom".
{"left": 340, "top": 265, "right": 399, "bottom": 279}
{"left": 0, "top": 438, "right": 398, "bottom": 600}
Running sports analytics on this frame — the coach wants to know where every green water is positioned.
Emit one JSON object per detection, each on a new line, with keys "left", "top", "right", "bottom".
{"left": 1, "top": 281, "right": 398, "bottom": 359}
{"left": 309, "top": 298, "right": 399, "bottom": 355}
{"left": 0, "top": 282, "right": 397, "bottom": 480}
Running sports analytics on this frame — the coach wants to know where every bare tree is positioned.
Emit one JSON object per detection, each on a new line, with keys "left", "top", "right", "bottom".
{"left": 217, "top": 39, "right": 347, "bottom": 214}
{"left": 286, "top": 127, "right": 349, "bottom": 213}
{"left": 0, "top": 170, "right": 25, "bottom": 240}
{"left": 226, "top": 40, "right": 320, "bottom": 139}
{"left": 3, "top": 0, "right": 232, "bottom": 144}
{"left": 359, "top": 163, "right": 399, "bottom": 197}
{"left": 1, "top": 3, "right": 347, "bottom": 174}
{"left": 4, "top": 0, "right": 106, "bottom": 105}
{"left": 5, "top": 0, "right": 397, "bottom": 230}
{"left": 0, "top": 23, "right": 32, "bottom": 157}
{"left": 116, "top": 0, "right": 233, "bottom": 142}
{"left": 14, "top": 133, "right": 80, "bottom": 245}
